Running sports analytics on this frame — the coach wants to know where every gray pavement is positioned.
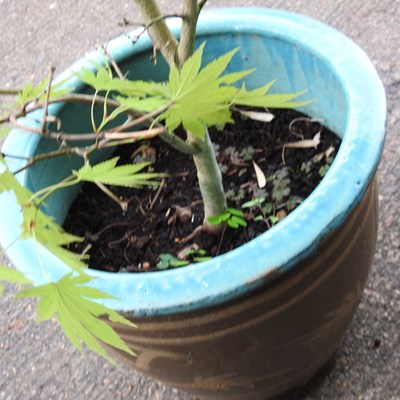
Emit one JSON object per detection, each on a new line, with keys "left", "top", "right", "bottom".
{"left": 0, "top": 1, "right": 399, "bottom": 399}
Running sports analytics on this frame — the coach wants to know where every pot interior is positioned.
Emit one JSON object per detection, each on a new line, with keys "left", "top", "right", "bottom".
{"left": 27, "top": 29, "right": 347, "bottom": 224}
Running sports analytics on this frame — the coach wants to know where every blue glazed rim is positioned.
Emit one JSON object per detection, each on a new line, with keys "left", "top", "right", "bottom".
{"left": 0, "top": 8, "right": 386, "bottom": 316}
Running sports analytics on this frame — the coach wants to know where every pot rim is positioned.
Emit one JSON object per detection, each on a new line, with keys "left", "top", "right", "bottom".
{"left": 0, "top": 8, "right": 386, "bottom": 316}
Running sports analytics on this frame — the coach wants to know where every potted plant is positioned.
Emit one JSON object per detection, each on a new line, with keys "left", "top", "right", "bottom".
{"left": 0, "top": 1, "right": 386, "bottom": 399}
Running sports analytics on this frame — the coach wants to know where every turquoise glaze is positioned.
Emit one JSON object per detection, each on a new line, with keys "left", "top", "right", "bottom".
{"left": 0, "top": 9, "right": 386, "bottom": 316}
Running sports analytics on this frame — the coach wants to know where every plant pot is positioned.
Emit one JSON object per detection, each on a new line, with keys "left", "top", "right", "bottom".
{"left": 0, "top": 8, "right": 386, "bottom": 400}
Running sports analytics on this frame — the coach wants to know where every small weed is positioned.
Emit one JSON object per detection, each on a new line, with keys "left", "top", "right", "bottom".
{"left": 226, "top": 186, "right": 246, "bottom": 202}
{"left": 319, "top": 156, "right": 334, "bottom": 177}
{"left": 208, "top": 208, "right": 248, "bottom": 229}
{"left": 286, "top": 195, "right": 303, "bottom": 211}
{"left": 184, "top": 248, "right": 212, "bottom": 263}
{"left": 240, "top": 146, "right": 255, "bottom": 161}
{"left": 242, "top": 197, "right": 274, "bottom": 225}
{"left": 272, "top": 167, "right": 291, "bottom": 202}
{"left": 157, "top": 253, "right": 189, "bottom": 270}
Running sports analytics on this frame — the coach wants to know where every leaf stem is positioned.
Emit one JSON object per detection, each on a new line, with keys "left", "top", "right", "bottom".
{"left": 29, "top": 175, "right": 78, "bottom": 205}
{"left": 32, "top": 229, "right": 52, "bottom": 284}
{"left": 90, "top": 90, "right": 99, "bottom": 133}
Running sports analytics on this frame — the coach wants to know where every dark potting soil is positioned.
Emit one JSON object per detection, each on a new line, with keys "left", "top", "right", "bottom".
{"left": 63, "top": 109, "right": 341, "bottom": 273}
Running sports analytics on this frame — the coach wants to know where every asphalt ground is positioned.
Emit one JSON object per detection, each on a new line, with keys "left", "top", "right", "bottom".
{"left": 0, "top": 1, "right": 399, "bottom": 399}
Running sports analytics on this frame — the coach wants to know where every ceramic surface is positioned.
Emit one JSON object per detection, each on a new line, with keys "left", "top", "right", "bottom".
{"left": 0, "top": 8, "right": 386, "bottom": 317}
{"left": 0, "top": 8, "right": 386, "bottom": 399}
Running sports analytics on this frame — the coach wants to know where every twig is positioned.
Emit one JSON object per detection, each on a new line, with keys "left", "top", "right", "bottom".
{"left": 134, "top": 0, "right": 180, "bottom": 67}
{"left": 149, "top": 179, "right": 165, "bottom": 210}
{"left": 0, "top": 88, "right": 21, "bottom": 95}
{"left": 96, "top": 182, "right": 128, "bottom": 212}
{"left": 112, "top": 101, "right": 172, "bottom": 133}
{"left": 1, "top": 93, "right": 123, "bottom": 124}
{"left": 102, "top": 46, "right": 125, "bottom": 80}
{"left": 103, "top": 127, "right": 165, "bottom": 140}
{"left": 127, "top": 14, "right": 183, "bottom": 46}
{"left": 215, "top": 224, "right": 226, "bottom": 256}
{"left": 43, "top": 126, "right": 165, "bottom": 143}
{"left": 288, "top": 117, "right": 323, "bottom": 139}
{"left": 9, "top": 146, "right": 93, "bottom": 175}
{"left": 178, "top": 224, "right": 205, "bottom": 245}
{"left": 40, "top": 66, "right": 56, "bottom": 135}
{"left": 197, "top": 0, "right": 208, "bottom": 10}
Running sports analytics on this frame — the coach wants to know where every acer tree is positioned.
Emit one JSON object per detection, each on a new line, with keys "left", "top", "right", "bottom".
{"left": 0, "top": 0, "right": 306, "bottom": 361}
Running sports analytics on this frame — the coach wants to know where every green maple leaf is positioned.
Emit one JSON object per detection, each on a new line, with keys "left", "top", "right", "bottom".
{"left": 0, "top": 266, "right": 31, "bottom": 295}
{"left": 73, "top": 157, "right": 165, "bottom": 188}
{"left": 76, "top": 43, "right": 308, "bottom": 139}
{"left": 233, "top": 81, "right": 310, "bottom": 108}
{"left": 16, "top": 272, "right": 136, "bottom": 364}
{"left": 1, "top": 169, "right": 86, "bottom": 271}
{"left": 15, "top": 78, "right": 73, "bottom": 106}
{"left": 0, "top": 170, "right": 32, "bottom": 205}
{"left": 75, "top": 64, "right": 163, "bottom": 97}
{"left": 158, "top": 43, "right": 251, "bottom": 138}
{"left": 0, "top": 125, "right": 11, "bottom": 140}
{"left": 15, "top": 80, "right": 48, "bottom": 105}
{"left": 115, "top": 95, "right": 169, "bottom": 114}
{"left": 133, "top": 42, "right": 307, "bottom": 139}
{"left": 21, "top": 205, "right": 87, "bottom": 272}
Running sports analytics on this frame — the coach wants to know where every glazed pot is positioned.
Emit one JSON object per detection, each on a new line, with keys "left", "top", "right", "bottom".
{"left": 0, "top": 8, "right": 386, "bottom": 400}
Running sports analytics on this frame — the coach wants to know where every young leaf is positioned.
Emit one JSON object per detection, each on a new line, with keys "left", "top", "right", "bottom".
{"left": 17, "top": 272, "right": 137, "bottom": 364}
{"left": 227, "top": 208, "right": 245, "bottom": 218}
{"left": 158, "top": 43, "right": 243, "bottom": 138}
{"left": 234, "top": 82, "right": 310, "bottom": 109}
{"left": 1, "top": 166, "right": 86, "bottom": 272}
{"left": 15, "top": 79, "right": 48, "bottom": 105}
{"left": 227, "top": 219, "right": 239, "bottom": 229}
{"left": 207, "top": 215, "right": 222, "bottom": 225}
{"left": 75, "top": 66, "right": 163, "bottom": 98}
{"left": 20, "top": 204, "right": 87, "bottom": 271}
{"left": 115, "top": 95, "right": 169, "bottom": 113}
{"left": 73, "top": 157, "right": 165, "bottom": 188}
{"left": 177, "top": 42, "right": 205, "bottom": 95}
{"left": 0, "top": 266, "right": 30, "bottom": 285}
{"left": 0, "top": 170, "right": 32, "bottom": 205}
{"left": 231, "top": 215, "right": 248, "bottom": 228}
{"left": 0, "top": 126, "right": 11, "bottom": 140}
{"left": 74, "top": 66, "right": 112, "bottom": 92}
{"left": 241, "top": 198, "right": 266, "bottom": 208}
{"left": 157, "top": 254, "right": 189, "bottom": 270}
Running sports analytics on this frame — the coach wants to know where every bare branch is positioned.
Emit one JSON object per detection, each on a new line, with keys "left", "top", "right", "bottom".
{"left": 127, "top": 14, "right": 183, "bottom": 47}
{"left": 102, "top": 46, "right": 125, "bottom": 80}
{"left": 197, "top": 0, "right": 208, "bottom": 11}
{"left": 1, "top": 93, "right": 123, "bottom": 124}
{"left": 40, "top": 66, "right": 56, "bottom": 135}
{"left": 9, "top": 145, "right": 96, "bottom": 175}
{"left": 0, "top": 89, "right": 21, "bottom": 96}
{"left": 112, "top": 101, "right": 172, "bottom": 133}
{"left": 134, "top": 0, "right": 179, "bottom": 67}
{"left": 103, "top": 127, "right": 165, "bottom": 141}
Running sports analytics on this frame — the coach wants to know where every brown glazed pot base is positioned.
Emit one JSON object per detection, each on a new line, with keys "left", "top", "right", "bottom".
{"left": 269, "top": 349, "right": 340, "bottom": 400}
{"left": 106, "top": 178, "right": 378, "bottom": 400}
